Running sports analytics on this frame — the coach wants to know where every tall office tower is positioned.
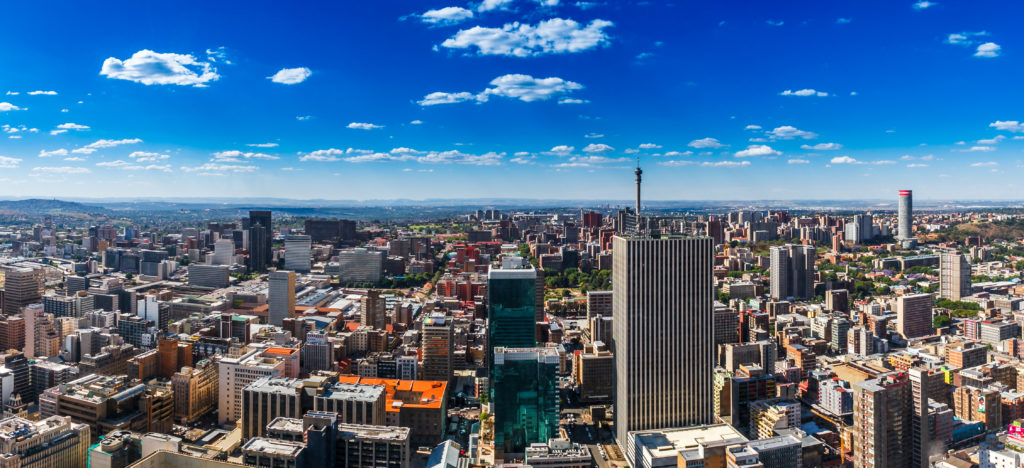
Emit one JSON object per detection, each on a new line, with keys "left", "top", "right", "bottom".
{"left": 242, "top": 377, "right": 303, "bottom": 439}
{"left": 0, "top": 416, "right": 90, "bottom": 468}
{"left": 0, "top": 316, "right": 24, "bottom": 352}
{"left": 939, "top": 251, "right": 972, "bottom": 301}
{"left": 909, "top": 368, "right": 932, "bottom": 468}
{"left": 248, "top": 223, "right": 269, "bottom": 272}
{"left": 492, "top": 347, "right": 559, "bottom": 456}
{"left": 853, "top": 373, "right": 912, "bottom": 468}
{"left": 769, "top": 244, "right": 815, "bottom": 300}
{"left": 898, "top": 190, "right": 916, "bottom": 248}
{"left": 613, "top": 234, "right": 714, "bottom": 447}
{"left": 213, "top": 238, "right": 234, "bottom": 265}
{"left": 268, "top": 271, "right": 296, "bottom": 327}
{"left": 421, "top": 313, "right": 453, "bottom": 382}
{"left": 896, "top": 293, "right": 934, "bottom": 339}
{"left": 487, "top": 256, "right": 537, "bottom": 369}
{"left": 361, "top": 290, "right": 386, "bottom": 330}
{"left": 249, "top": 210, "right": 273, "bottom": 264}
{"left": 283, "top": 235, "right": 312, "bottom": 272}
{"left": 1, "top": 267, "right": 43, "bottom": 315}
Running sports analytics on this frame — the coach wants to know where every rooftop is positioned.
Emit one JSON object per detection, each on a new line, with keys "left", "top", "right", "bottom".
{"left": 335, "top": 376, "right": 447, "bottom": 411}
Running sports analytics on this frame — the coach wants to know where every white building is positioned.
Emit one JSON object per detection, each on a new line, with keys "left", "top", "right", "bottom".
{"left": 284, "top": 235, "right": 311, "bottom": 273}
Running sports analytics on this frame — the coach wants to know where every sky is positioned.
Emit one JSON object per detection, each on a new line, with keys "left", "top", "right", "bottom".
{"left": 0, "top": 0, "right": 1022, "bottom": 201}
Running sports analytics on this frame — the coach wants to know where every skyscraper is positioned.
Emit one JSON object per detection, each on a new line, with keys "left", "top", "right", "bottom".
{"left": 268, "top": 271, "right": 295, "bottom": 327}
{"left": 284, "top": 234, "right": 312, "bottom": 273}
{"left": 853, "top": 373, "right": 912, "bottom": 468}
{"left": 420, "top": 313, "right": 453, "bottom": 382}
{"left": 769, "top": 244, "right": 815, "bottom": 300}
{"left": 248, "top": 222, "right": 269, "bottom": 272}
{"left": 613, "top": 234, "right": 714, "bottom": 446}
{"left": 248, "top": 210, "right": 272, "bottom": 270}
{"left": 898, "top": 190, "right": 916, "bottom": 248}
{"left": 486, "top": 256, "right": 537, "bottom": 368}
{"left": 896, "top": 293, "right": 933, "bottom": 339}
{"left": 492, "top": 347, "right": 559, "bottom": 456}
{"left": 939, "top": 251, "right": 971, "bottom": 301}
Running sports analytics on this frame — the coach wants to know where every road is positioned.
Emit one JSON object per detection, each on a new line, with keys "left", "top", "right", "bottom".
{"left": 560, "top": 407, "right": 625, "bottom": 468}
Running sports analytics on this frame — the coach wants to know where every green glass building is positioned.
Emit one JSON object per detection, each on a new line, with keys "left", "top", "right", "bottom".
{"left": 486, "top": 257, "right": 537, "bottom": 369}
{"left": 491, "top": 347, "right": 560, "bottom": 456}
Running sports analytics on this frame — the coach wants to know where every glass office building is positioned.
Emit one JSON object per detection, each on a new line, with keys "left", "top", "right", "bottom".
{"left": 487, "top": 257, "right": 537, "bottom": 368}
{"left": 491, "top": 347, "right": 559, "bottom": 455}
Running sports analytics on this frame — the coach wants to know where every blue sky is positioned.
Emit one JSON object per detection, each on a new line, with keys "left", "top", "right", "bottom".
{"left": 0, "top": 0, "right": 1022, "bottom": 201}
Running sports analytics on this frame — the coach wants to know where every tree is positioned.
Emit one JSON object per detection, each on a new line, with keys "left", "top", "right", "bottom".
{"left": 933, "top": 315, "right": 951, "bottom": 329}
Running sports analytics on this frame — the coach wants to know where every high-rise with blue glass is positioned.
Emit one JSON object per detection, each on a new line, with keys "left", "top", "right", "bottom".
{"left": 486, "top": 256, "right": 538, "bottom": 368}
{"left": 491, "top": 347, "right": 559, "bottom": 456}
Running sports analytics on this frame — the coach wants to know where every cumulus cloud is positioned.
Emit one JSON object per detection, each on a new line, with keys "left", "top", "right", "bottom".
{"left": 547, "top": 145, "right": 574, "bottom": 155}
{"left": 907, "top": 163, "right": 928, "bottom": 168}
{"left": 300, "top": 149, "right": 345, "bottom": 162}
{"left": 744, "top": 125, "right": 761, "bottom": 130}
{"left": 51, "top": 122, "right": 90, "bottom": 135}
{"left": 977, "top": 135, "right": 1005, "bottom": 145}
{"left": 990, "top": 121, "right": 1024, "bottom": 132}
{"left": 27, "top": 90, "right": 57, "bottom": 95}
{"left": 100, "top": 50, "right": 220, "bottom": 87}
{"left": 582, "top": 143, "right": 614, "bottom": 153}
{"left": 780, "top": 89, "right": 828, "bottom": 97}
{"left": 584, "top": 133, "right": 603, "bottom": 139}
{"left": 787, "top": 159, "right": 810, "bottom": 164}
{"left": 421, "top": 6, "right": 474, "bottom": 25}
{"left": 558, "top": 98, "right": 589, "bottom": 104}
{"left": 419, "top": 74, "right": 583, "bottom": 105}
{"left": 734, "top": 145, "right": 780, "bottom": 157}
{"left": 638, "top": 143, "right": 661, "bottom": 149}
{"left": 971, "top": 161, "right": 998, "bottom": 167}
{"left": 688, "top": 137, "right": 724, "bottom": 149}
{"left": 247, "top": 142, "right": 279, "bottom": 148}
{"left": 975, "top": 42, "right": 1001, "bottom": 58}
{"left": 477, "top": 0, "right": 514, "bottom": 11}
{"left": 0, "top": 156, "right": 21, "bottom": 168}
{"left": 960, "top": 146, "right": 995, "bottom": 152}
{"left": 830, "top": 156, "right": 858, "bottom": 164}
{"left": 660, "top": 160, "right": 750, "bottom": 168}
{"left": 769, "top": 126, "right": 817, "bottom": 140}
{"left": 410, "top": 120, "right": 423, "bottom": 125}
{"left": 32, "top": 166, "right": 90, "bottom": 174}
{"left": 180, "top": 163, "right": 257, "bottom": 173}
{"left": 913, "top": 1, "right": 936, "bottom": 9}
{"left": 268, "top": 67, "right": 312, "bottom": 84}
{"left": 347, "top": 122, "right": 384, "bottom": 130}
{"left": 441, "top": 18, "right": 613, "bottom": 57}
{"left": 800, "top": 142, "right": 842, "bottom": 150}
{"left": 129, "top": 151, "right": 170, "bottom": 162}
{"left": 0, "top": 103, "right": 22, "bottom": 112}
{"left": 98, "top": 160, "right": 170, "bottom": 171}
{"left": 946, "top": 31, "right": 989, "bottom": 45}
{"left": 212, "top": 150, "right": 279, "bottom": 161}
{"left": 663, "top": 151, "right": 693, "bottom": 157}
{"left": 39, "top": 149, "right": 68, "bottom": 158}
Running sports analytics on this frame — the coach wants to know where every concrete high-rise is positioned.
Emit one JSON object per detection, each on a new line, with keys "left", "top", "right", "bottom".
{"left": 420, "top": 313, "right": 453, "bottom": 382}
{"left": 853, "top": 373, "right": 912, "bottom": 468}
{"left": 361, "top": 290, "right": 386, "bottom": 330}
{"left": 896, "top": 293, "right": 933, "bottom": 339}
{"left": 248, "top": 210, "right": 273, "bottom": 266}
{"left": 268, "top": 271, "right": 296, "bottom": 327}
{"left": 898, "top": 190, "right": 916, "bottom": 248}
{"left": 613, "top": 234, "right": 715, "bottom": 447}
{"left": 213, "top": 238, "right": 234, "bottom": 265}
{"left": 939, "top": 251, "right": 971, "bottom": 301}
{"left": 1, "top": 266, "right": 43, "bottom": 315}
{"left": 248, "top": 222, "right": 269, "bottom": 272}
{"left": 283, "top": 234, "right": 312, "bottom": 273}
{"left": 769, "top": 244, "right": 815, "bottom": 300}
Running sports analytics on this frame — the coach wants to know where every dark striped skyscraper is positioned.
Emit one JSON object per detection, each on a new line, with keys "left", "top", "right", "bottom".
{"left": 613, "top": 234, "right": 715, "bottom": 447}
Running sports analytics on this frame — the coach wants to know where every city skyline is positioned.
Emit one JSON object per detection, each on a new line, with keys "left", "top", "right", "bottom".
{"left": 1, "top": 1, "right": 1023, "bottom": 200}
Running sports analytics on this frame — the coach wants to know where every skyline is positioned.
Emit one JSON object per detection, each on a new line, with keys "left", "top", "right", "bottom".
{"left": 1, "top": 1, "right": 1024, "bottom": 200}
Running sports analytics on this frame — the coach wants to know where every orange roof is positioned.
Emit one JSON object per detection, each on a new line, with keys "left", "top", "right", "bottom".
{"left": 343, "top": 321, "right": 360, "bottom": 332}
{"left": 336, "top": 376, "right": 447, "bottom": 411}
{"left": 263, "top": 347, "right": 298, "bottom": 356}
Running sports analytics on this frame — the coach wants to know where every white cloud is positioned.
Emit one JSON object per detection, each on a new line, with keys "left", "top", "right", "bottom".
{"left": 638, "top": 143, "right": 661, "bottom": 149}
{"left": 98, "top": 160, "right": 170, "bottom": 171}
{"left": 584, "top": 133, "right": 603, "bottom": 139}
{"left": 558, "top": 98, "right": 589, "bottom": 104}
{"left": 418, "top": 91, "right": 479, "bottom": 106}
{"left": 975, "top": 42, "right": 1001, "bottom": 58}
{"left": 836, "top": 18, "right": 851, "bottom": 24}
{"left": 477, "top": 0, "right": 514, "bottom": 11}
{"left": 52, "top": 123, "right": 89, "bottom": 136}
{"left": 96, "top": 160, "right": 130, "bottom": 167}
{"left": 410, "top": 120, "right": 423, "bottom": 125}
{"left": 688, "top": 137, "right": 723, "bottom": 149}
{"left": 27, "top": 90, "right": 57, "bottom": 95}
{"left": 82, "top": 138, "right": 143, "bottom": 150}
{"left": 800, "top": 142, "right": 842, "bottom": 150}
{"left": 582, "top": 143, "right": 614, "bottom": 153}
{"left": 510, "top": 156, "right": 535, "bottom": 164}
{"left": 780, "top": 89, "right": 828, "bottom": 97}
{"left": 548, "top": 145, "right": 575, "bottom": 154}
{"left": 415, "top": 150, "right": 504, "bottom": 166}
{"left": 907, "top": 163, "right": 928, "bottom": 168}
{"left": 971, "top": 161, "right": 998, "bottom": 167}
{"left": 769, "top": 125, "right": 817, "bottom": 139}
{"left": 347, "top": 122, "right": 384, "bottom": 130}
{"left": 744, "top": 125, "right": 761, "bottom": 130}
{"left": 247, "top": 142, "right": 279, "bottom": 148}
{"left": 420, "top": 74, "right": 583, "bottom": 105}
{"left": 734, "top": 145, "right": 780, "bottom": 157}
{"left": 830, "top": 156, "right": 858, "bottom": 164}
{"left": 663, "top": 151, "right": 693, "bottom": 157}
{"left": 990, "top": 121, "right": 1024, "bottom": 132}
{"left": 300, "top": 149, "right": 344, "bottom": 162}
{"left": 100, "top": 49, "right": 219, "bottom": 87}
{"left": 766, "top": 20, "right": 784, "bottom": 26}
{"left": 39, "top": 149, "right": 68, "bottom": 158}
{"left": 441, "top": 18, "right": 613, "bottom": 57}
{"left": 0, "top": 156, "right": 21, "bottom": 168}
{"left": 206, "top": 47, "right": 231, "bottom": 64}
{"left": 946, "top": 31, "right": 988, "bottom": 45}
{"left": 180, "top": 163, "right": 257, "bottom": 173}
{"left": 787, "top": 159, "right": 810, "bottom": 164}
{"left": 4, "top": 92, "right": 16, "bottom": 96}
{"left": 0, "top": 103, "right": 22, "bottom": 112}
{"left": 32, "top": 166, "right": 90, "bottom": 174}
{"left": 268, "top": 67, "right": 312, "bottom": 84}
{"left": 960, "top": 146, "right": 995, "bottom": 152}
{"left": 421, "top": 6, "right": 474, "bottom": 25}
{"left": 296, "top": 115, "right": 312, "bottom": 121}
{"left": 129, "top": 151, "right": 170, "bottom": 162}
{"left": 913, "top": 1, "right": 936, "bottom": 9}
{"left": 212, "top": 150, "right": 279, "bottom": 161}
{"left": 977, "top": 135, "right": 1005, "bottom": 145}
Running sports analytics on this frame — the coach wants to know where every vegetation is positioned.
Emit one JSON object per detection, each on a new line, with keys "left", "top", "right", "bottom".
{"left": 543, "top": 269, "right": 611, "bottom": 291}
{"left": 933, "top": 314, "right": 951, "bottom": 329}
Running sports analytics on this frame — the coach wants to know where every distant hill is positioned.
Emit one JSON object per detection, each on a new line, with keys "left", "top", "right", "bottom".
{"left": 0, "top": 199, "right": 108, "bottom": 216}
